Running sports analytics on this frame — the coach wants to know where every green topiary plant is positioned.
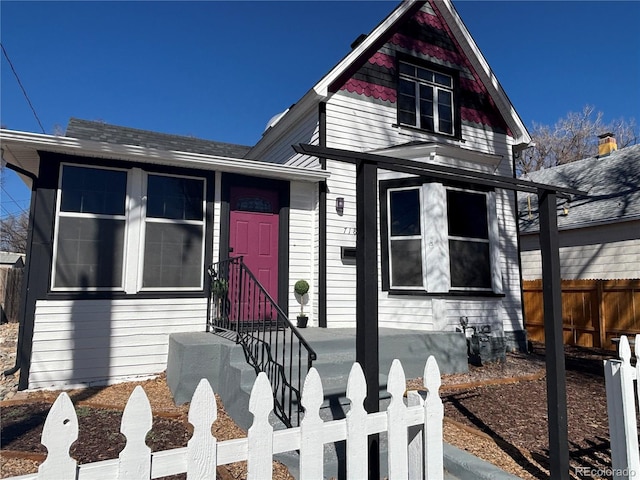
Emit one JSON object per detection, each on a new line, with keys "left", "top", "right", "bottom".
{"left": 294, "top": 280, "right": 309, "bottom": 317}
{"left": 294, "top": 279, "right": 309, "bottom": 296}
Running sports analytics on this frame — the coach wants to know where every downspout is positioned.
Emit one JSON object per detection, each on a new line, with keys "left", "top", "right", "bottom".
{"left": 1, "top": 161, "right": 37, "bottom": 377}
{"left": 318, "top": 102, "right": 327, "bottom": 327}
{"left": 512, "top": 143, "right": 534, "bottom": 351}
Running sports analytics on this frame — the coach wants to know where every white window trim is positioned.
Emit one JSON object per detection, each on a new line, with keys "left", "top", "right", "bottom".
{"left": 52, "top": 164, "right": 207, "bottom": 294}
{"left": 386, "top": 182, "right": 502, "bottom": 293}
{"left": 51, "top": 163, "right": 129, "bottom": 292}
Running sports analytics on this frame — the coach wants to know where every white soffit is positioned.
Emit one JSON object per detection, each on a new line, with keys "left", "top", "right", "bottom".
{"left": 371, "top": 142, "right": 503, "bottom": 169}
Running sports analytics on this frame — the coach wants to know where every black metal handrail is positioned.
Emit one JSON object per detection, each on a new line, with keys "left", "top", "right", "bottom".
{"left": 207, "top": 257, "right": 316, "bottom": 427}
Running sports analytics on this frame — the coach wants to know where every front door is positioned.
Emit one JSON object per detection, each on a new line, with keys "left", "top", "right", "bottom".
{"left": 229, "top": 187, "right": 279, "bottom": 302}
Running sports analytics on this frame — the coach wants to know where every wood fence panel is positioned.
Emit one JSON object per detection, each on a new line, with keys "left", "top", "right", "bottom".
{"left": 524, "top": 279, "right": 640, "bottom": 350}
{"left": 2, "top": 267, "right": 23, "bottom": 323}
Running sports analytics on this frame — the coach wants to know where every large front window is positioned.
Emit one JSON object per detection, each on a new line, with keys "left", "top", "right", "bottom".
{"left": 398, "top": 61, "right": 455, "bottom": 135}
{"left": 52, "top": 164, "right": 206, "bottom": 292}
{"left": 384, "top": 182, "right": 500, "bottom": 293}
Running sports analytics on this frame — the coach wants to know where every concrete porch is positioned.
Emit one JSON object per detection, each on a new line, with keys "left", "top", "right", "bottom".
{"left": 166, "top": 328, "right": 517, "bottom": 479}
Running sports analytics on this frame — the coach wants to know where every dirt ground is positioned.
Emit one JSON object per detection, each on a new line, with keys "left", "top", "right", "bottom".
{"left": 0, "top": 321, "right": 623, "bottom": 479}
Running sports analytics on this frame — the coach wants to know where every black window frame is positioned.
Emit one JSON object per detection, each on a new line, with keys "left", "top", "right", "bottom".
{"left": 395, "top": 55, "right": 462, "bottom": 139}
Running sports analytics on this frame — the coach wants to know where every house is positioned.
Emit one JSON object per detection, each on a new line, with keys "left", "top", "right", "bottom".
{"left": 518, "top": 138, "right": 640, "bottom": 348}
{"left": 1, "top": 0, "right": 532, "bottom": 391}
{"left": 519, "top": 138, "right": 640, "bottom": 281}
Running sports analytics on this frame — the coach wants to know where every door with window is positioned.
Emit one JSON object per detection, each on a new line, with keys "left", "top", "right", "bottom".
{"left": 229, "top": 187, "right": 279, "bottom": 318}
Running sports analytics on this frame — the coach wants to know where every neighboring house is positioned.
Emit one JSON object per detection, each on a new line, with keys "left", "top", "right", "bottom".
{"left": 1, "top": 0, "right": 532, "bottom": 391}
{"left": 518, "top": 140, "right": 640, "bottom": 281}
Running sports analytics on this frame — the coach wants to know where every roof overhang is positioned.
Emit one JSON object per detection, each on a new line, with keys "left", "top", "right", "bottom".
{"left": 370, "top": 142, "right": 503, "bottom": 173}
{"left": 0, "top": 129, "right": 330, "bottom": 188}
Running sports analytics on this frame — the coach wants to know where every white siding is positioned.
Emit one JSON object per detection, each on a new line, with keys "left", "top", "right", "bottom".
{"left": 289, "top": 181, "right": 317, "bottom": 323}
{"left": 520, "top": 221, "right": 640, "bottom": 280}
{"left": 29, "top": 297, "right": 206, "bottom": 389}
{"left": 256, "top": 108, "right": 320, "bottom": 167}
{"left": 319, "top": 93, "right": 524, "bottom": 333}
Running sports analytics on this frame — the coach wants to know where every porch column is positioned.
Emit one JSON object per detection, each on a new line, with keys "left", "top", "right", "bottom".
{"left": 356, "top": 159, "right": 379, "bottom": 479}
{"left": 538, "top": 189, "right": 569, "bottom": 479}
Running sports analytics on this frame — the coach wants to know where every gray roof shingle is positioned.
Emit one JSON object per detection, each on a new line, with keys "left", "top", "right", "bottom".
{"left": 518, "top": 144, "right": 640, "bottom": 233}
{"left": 65, "top": 118, "right": 252, "bottom": 158}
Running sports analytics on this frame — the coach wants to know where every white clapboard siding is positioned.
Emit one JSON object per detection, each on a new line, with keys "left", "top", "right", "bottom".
{"left": 520, "top": 221, "right": 640, "bottom": 281}
{"left": 320, "top": 92, "right": 523, "bottom": 333}
{"left": 29, "top": 297, "right": 206, "bottom": 389}
{"left": 6, "top": 357, "right": 446, "bottom": 480}
{"left": 289, "top": 181, "right": 317, "bottom": 322}
{"left": 258, "top": 108, "right": 320, "bottom": 167}
{"left": 604, "top": 335, "right": 640, "bottom": 479}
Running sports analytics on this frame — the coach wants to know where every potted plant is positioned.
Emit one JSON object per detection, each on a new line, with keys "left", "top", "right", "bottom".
{"left": 294, "top": 279, "right": 309, "bottom": 328}
{"left": 211, "top": 278, "right": 228, "bottom": 320}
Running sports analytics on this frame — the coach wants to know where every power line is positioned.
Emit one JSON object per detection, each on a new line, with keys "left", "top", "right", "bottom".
{"left": 1, "top": 42, "right": 46, "bottom": 134}
{"left": 0, "top": 185, "right": 29, "bottom": 215}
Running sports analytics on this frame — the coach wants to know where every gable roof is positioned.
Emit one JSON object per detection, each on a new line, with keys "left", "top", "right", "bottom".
{"left": 66, "top": 118, "right": 252, "bottom": 158}
{"left": 249, "top": 0, "right": 531, "bottom": 159}
{"left": 518, "top": 144, "right": 640, "bottom": 233}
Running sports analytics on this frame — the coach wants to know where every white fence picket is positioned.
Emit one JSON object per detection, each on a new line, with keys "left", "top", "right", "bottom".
{"left": 187, "top": 379, "right": 217, "bottom": 479}
{"left": 5, "top": 356, "right": 447, "bottom": 480}
{"left": 423, "top": 356, "right": 444, "bottom": 479}
{"left": 118, "top": 385, "right": 152, "bottom": 480}
{"left": 605, "top": 335, "right": 640, "bottom": 480}
{"left": 300, "top": 368, "right": 324, "bottom": 480}
{"left": 247, "top": 372, "right": 274, "bottom": 480}
{"left": 387, "top": 359, "right": 408, "bottom": 480}
{"left": 37, "top": 392, "right": 78, "bottom": 480}
{"left": 346, "top": 362, "right": 368, "bottom": 479}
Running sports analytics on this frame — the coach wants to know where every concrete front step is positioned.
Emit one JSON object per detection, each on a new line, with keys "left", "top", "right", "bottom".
{"left": 167, "top": 328, "right": 473, "bottom": 478}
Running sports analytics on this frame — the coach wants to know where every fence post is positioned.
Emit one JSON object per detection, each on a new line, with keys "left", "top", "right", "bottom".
{"left": 300, "top": 367, "right": 324, "bottom": 479}
{"left": 407, "top": 391, "right": 424, "bottom": 479}
{"left": 38, "top": 392, "right": 78, "bottom": 480}
{"left": 118, "top": 386, "right": 152, "bottom": 479}
{"left": 604, "top": 336, "right": 640, "bottom": 479}
{"left": 187, "top": 379, "right": 218, "bottom": 479}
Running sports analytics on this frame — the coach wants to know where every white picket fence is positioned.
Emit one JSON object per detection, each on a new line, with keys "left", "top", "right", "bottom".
{"left": 604, "top": 334, "right": 640, "bottom": 480}
{"left": 7, "top": 357, "right": 445, "bottom": 480}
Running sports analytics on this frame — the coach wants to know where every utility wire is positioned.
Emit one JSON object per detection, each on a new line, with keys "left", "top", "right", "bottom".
{"left": 1, "top": 42, "right": 46, "bottom": 134}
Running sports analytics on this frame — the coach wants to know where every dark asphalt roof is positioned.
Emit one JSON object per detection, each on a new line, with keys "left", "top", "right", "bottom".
{"left": 518, "top": 144, "right": 640, "bottom": 233}
{"left": 65, "top": 118, "right": 252, "bottom": 158}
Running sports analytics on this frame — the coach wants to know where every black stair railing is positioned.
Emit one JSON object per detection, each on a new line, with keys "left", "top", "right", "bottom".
{"left": 207, "top": 257, "right": 316, "bottom": 427}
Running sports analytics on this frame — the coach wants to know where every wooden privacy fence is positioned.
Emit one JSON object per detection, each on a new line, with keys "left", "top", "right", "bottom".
{"left": 6, "top": 357, "right": 444, "bottom": 480}
{"left": 604, "top": 335, "right": 640, "bottom": 480}
{"left": 0, "top": 266, "right": 23, "bottom": 323}
{"left": 524, "top": 279, "right": 640, "bottom": 349}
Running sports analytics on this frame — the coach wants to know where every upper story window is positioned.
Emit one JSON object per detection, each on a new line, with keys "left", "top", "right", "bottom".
{"left": 382, "top": 180, "right": 502, "bottom": 294}
{"left": 397, "top": 61, "right": 455, "bottom": 136}
{"left": 52, "top": 164, "right": 207, "bottom": 293}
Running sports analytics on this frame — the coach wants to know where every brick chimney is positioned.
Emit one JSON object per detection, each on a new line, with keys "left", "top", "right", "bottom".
{"left": 598, "top": 132, "right": 617, "bottom": 156}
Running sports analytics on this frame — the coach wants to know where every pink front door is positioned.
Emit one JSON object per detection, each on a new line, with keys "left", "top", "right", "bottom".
{"left": 229, "top": 187, "right": 279, "bottom": 302}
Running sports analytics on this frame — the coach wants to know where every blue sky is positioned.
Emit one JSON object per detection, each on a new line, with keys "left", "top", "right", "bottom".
{"left": 2, "top": 1, "right": 639, "bottom": 217}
